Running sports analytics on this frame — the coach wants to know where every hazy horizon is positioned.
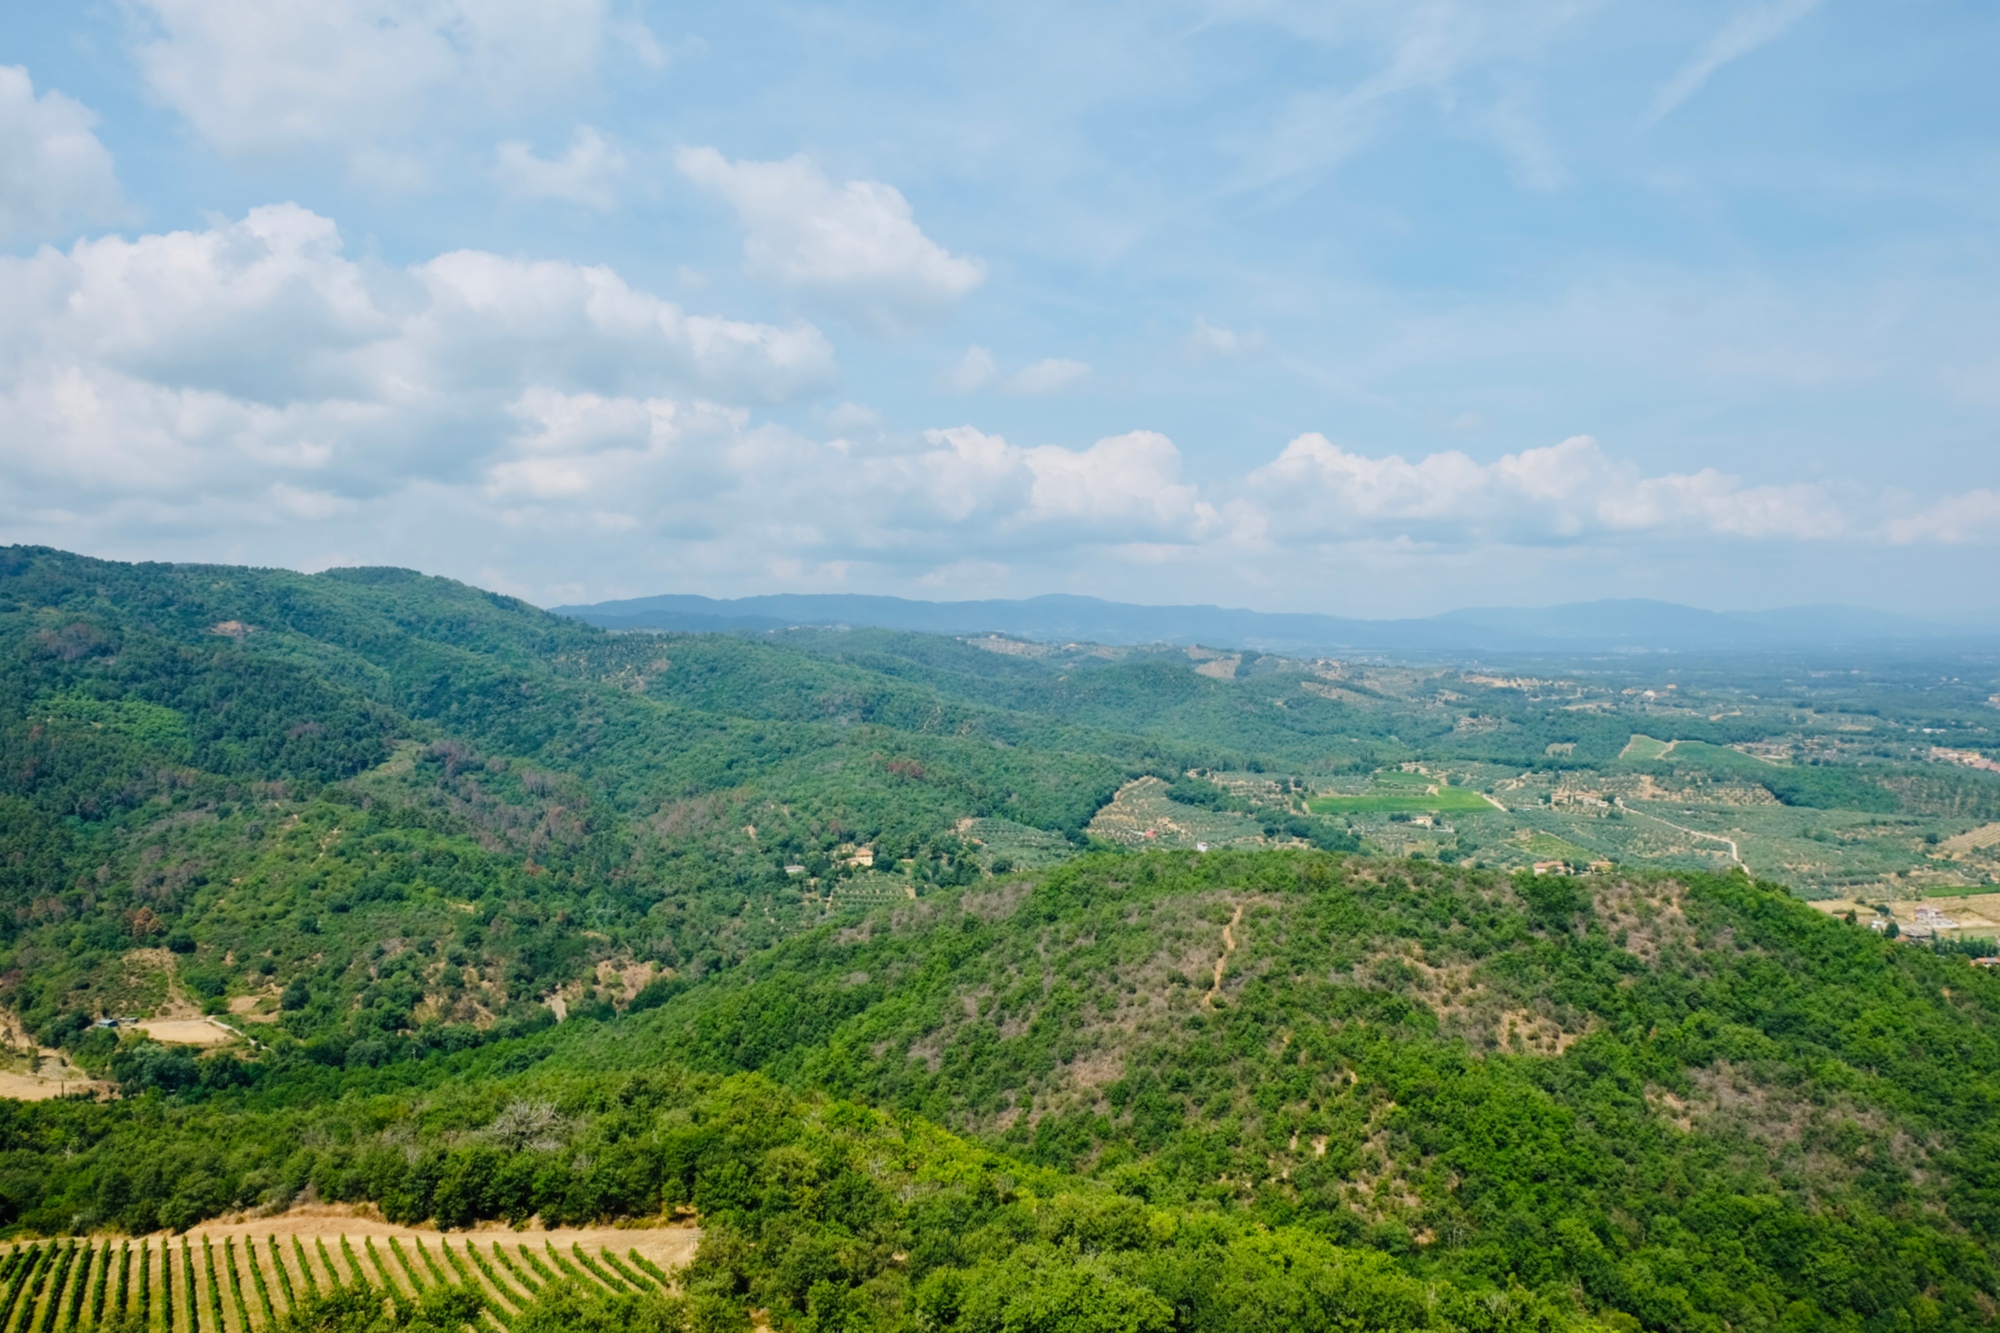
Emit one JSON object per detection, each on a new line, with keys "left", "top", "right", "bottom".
{"left": 555, "top": 587, "right": 1981, "bottom": 622}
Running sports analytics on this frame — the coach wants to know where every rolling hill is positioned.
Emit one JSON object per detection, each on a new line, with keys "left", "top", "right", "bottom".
{"left": 3, "top": 547, "right": 2000, "bottom": 1331}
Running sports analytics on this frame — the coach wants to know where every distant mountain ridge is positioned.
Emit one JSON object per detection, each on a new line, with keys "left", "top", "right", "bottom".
{"left": 551, "top": 591, "right": 1988, "bottom": 655}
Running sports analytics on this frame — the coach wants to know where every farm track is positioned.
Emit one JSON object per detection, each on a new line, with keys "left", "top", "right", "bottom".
{"left": 0, "top": 1224, "right": 697, "bottom": 1333}
{"left": 1615, "top": 799, "right": 1744, "bottom": 867}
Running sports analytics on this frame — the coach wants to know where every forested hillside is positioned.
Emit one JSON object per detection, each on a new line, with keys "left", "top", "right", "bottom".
{"left": 4, "top": 547, "right": 2000, "bottom": 1332}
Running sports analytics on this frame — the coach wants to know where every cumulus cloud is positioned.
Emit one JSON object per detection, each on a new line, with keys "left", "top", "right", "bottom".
{"left": 0, "top": 67, "right": 124, "bottom": 245}
{"left": 676, "top": 147, "right": 984, "bottom": 333}
{"left": 128, "top": 0, "right": 612, "bottom": 174}
{"left": 489, "top": 389, "right": 752, "bottom": 504}
{"left": 451, "top": 406, "right": 1240, "bottom": 583}
{"left": 1250, "top": 434, "right": 1851, "bottom": 543}
{"left": 4, "top": 203, "right": 1994, "bottom": 603}
{"left": 907, "top": 426, "right": 1218, "bottom": 540}
{"left": 0, "top": 204, "right": 833, "bottom": 515}
{"left": 494, "top": 127, "right": 625, "bottom": 209}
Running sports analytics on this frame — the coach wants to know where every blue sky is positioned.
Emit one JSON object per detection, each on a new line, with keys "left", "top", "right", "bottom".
{"left": 1, "top": 1, "right": 1996, "bottom": 617}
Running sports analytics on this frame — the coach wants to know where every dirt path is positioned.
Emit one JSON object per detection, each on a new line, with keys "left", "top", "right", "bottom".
{"left": 1203, "top": 902, "right": 1244, "bottom": 1007}
{"left": 169, "top": 1206, "right": 700, "bottom": 1271}
{"left": 1616, "top": 799, "right": 1744, "bottom": 867}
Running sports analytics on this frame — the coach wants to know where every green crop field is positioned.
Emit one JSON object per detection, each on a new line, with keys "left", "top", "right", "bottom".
{"left": 1618, "top": 734, "right": 1673, "bottom": 761}
{"left": 1309, "top": 785, "right": 1495, "bottom": 815}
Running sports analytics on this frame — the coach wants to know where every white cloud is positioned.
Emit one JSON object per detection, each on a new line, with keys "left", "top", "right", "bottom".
{"left": 1882, "top": 491, "right": 2000, "bottom": 546}
{"left": 494, "top": 127, "right": 625, "bottom": 209}
{"left": 676, "top": 147, "right": 985, "bottom": 333}
{"left": 1250, "top": 433, "right": 1851, "bottom": 542}
{"left": 0, "top": 204, "right": 834, "bottom": 514}
{"left": 476, "top": 411, "right": 1228, "bottom": 561}
{"left": 488, "top": 389, "right": 751, "bottom": 504}
{"left": 946, "top": 345, "right": 999, "bottom": 392}
{"left": 1009, "top": 357, "right": 1092, "bottom": 395}
{"left": 1649, "top": 0, "right": 1823, "bottom": 123}
{"left": 4, "top": 201, "right": 1994, "bottom": 602}
{"left": 1018, "top": 430, "right": 1206, "bottom": 531}
{"left": 0, "top": 67, "right": 124, "bottom": 245}
{"left": 128, "top": 0, "right": 611, "bottom": 173}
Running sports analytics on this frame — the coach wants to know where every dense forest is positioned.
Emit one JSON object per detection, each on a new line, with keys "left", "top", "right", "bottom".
{"left": 2, "top": 547, "right": 2000, "bottom": 1332}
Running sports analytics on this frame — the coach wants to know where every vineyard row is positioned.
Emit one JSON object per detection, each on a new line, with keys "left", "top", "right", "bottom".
{"left": 0, "top": 1233, "right": 674, "bottom": 1333}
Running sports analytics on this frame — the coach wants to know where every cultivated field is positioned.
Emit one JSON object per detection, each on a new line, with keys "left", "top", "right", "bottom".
{"left": 1087, "top": 777, "right": 1268, "bottom": 849}
{"left": 0, "top": 1217, "right": 698, "bottom": 1333}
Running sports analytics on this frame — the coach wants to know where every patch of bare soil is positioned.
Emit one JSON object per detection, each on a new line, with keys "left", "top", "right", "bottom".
{"left": 133, "top": 1017, "right": 239, "bottom": 1047}
{"left": 595, "top": 958, "right": 661, "bottom": 1002}
{"left": 0, "top": 1007, "right": 108, "bottom": 1099}
{"left": 229, "top": 994, "right": 284, "bottom": 1024}
{"left": 0, "top": 1070, "right": 112, "bottom": 1100}
{"left": 172, "top": 1205, "right": 701, "bottom": 1271}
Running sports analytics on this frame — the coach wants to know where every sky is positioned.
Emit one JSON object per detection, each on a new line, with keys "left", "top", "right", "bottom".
{"left": 1, "top": 1, "right": 1997, "bottom": 618}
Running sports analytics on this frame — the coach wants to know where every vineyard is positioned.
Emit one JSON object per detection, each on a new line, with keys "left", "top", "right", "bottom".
{"left": 0, "top": 1230, "right": 683, "bottom": 1333}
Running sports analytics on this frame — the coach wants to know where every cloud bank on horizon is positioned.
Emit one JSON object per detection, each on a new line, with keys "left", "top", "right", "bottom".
{"left": 0, "top": 1, "right": 1997, "bottom": 616}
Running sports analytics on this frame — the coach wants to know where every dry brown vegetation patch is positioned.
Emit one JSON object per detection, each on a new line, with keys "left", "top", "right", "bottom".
{"left": 960, "top": 880, "right": 1034, "bottom": 922}
{"left": 1591, "top": 878, "right": 1695, "bottom": 964}
{"left": 1944, "top": 822, "right": 2000, "bottom": 856}
{"left": 1496, "top": 1008, "right": 1581, "bottom": 1056}
{"left": 1645, "top": 1063, "right": 1940, "bottom": 1192}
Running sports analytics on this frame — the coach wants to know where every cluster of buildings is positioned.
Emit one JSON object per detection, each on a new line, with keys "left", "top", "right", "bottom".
{"left": 1532, "top": 858, "right": 1615, "bottom": 876}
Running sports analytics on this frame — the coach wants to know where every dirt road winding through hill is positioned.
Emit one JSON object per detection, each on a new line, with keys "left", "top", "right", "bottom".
{"left": 1615, "top": 799, "right": 1744, "bottom": 867}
